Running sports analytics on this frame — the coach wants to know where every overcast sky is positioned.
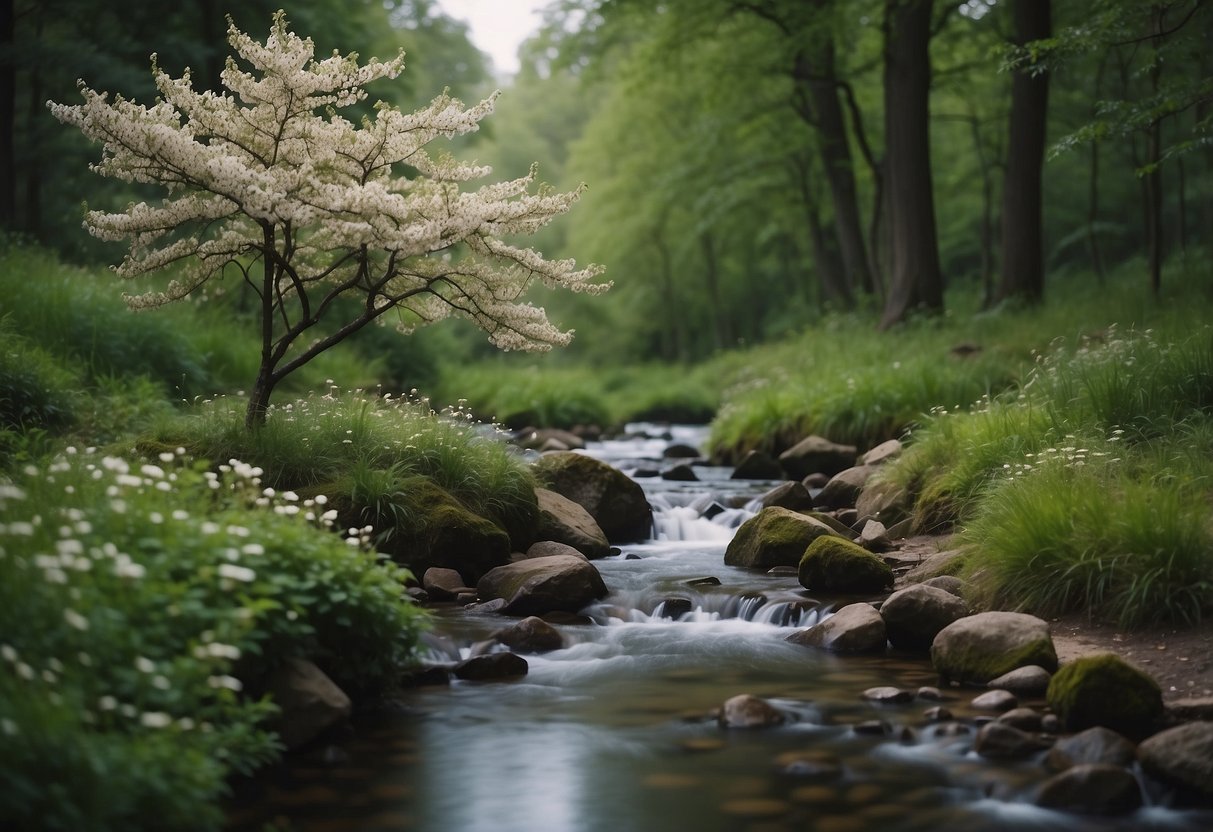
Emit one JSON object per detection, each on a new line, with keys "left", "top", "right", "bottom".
{"left": 433, "top": 0, "right": 549, "bottom": 77}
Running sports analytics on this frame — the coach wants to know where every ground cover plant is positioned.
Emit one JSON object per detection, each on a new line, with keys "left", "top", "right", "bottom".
{"left": 0, "top": 447, "right": 424, "bottom": 832}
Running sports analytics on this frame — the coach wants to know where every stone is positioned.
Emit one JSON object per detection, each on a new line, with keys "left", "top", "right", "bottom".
{"left": 476, "top": 555, "right": 609, "bottom": 616}
{"left": 1047, "top": 653, "right": 1163, "bottom": 739}
{"left": 901, "top": 549, "right": 967, "bottom": 583}
{"left": 719, "top": 694, "right": 785, "bottom": 729}
{"left": 863, "top": 686, "right": 913, "bottom": 704}
{"left": 661, "top": 463, "right": 698, "bottom": 481}
{"left": 521, "top": 540, "right": 589, "bottom": 561}
{"left": 997, "top": 707, "right": 1043, "bottom": 731}
{"left": 857, "top": 520, "right": 891, "bottom": 552}
{"left": 422, "top": 567, "right": 472, "bottom": 601}
{"left": 265, "top": 658, "right": 352, "bottom": 750}
{"left": 816, "top": 465, "right": 879, "bottom": 510}
{"left": 1047, "top": 726, "right": 1137, "bottom": 771}
{"left": 685, "top": 576, "right": 721, "bottom": 586}
{"left": 803, "top": 472, "right": 830, "bottom": 489}
{"left": 399, "top": 666, "right": 451, "bottom": 687}
{"left": 1137, "top": 721, "right": 1213, "bottom": 801}
{"left": 663, "top": 442, "right": 701, "bottom": 459}
{"left": 452, "top": 652, "right": 529, "bottom": 681}
{"left": 786, "top": 603, "right": 886, "bottom": 653}
{"left": 853, "top": 720, "right": 892, "bottom": 736}
{"left": 778, "top": 435, "right": 858, "bottom": 479}
{"left": 971, "top": 690, "right": 1018, "bottom": 712}
{"left": 879, "top": 584, "right": 968, "bottom": 652}
{"left": 931, "top": 611, "right": 1058, "bottom": 685}
{"left": 731, "top": 450, "right": 785, "bottom": 480}
{"left": 657, "top": 597, "right": 693, "bottom": 619}
{"left": 491, "top": 616, "right": 564, "bottom": 653}
{"left": 773, "top": 750, "right": 843, "bottom": 780}
{"left": 798, "top": 536, "right": 894, "bottom": 593}
{"left": 973, "top": 721, "right": 1051, "bottom": 760}
{"left": 988, "top": 665, "right": 1051, "bottom": 697}
{"left": 858, "top": 439, "right": 903, "bottom": 467}
{"left": 514, "top": 427, "right": 586, "bottom": 451}
{"left": 805, "top": 511, "right": 857, "bottom": 538}
{"left": 759, "top": 481, "right": 815, "bottom": 511}
{"left": 917, "top": 686, "right": 944, "bottom": 701}
{"left": 923, "top": 706, "right": 953, "bottom": 722}
{"left": 534, "top": 488, "right": 611, "bottom": 559}
{"left": 533, "top": 452, "right": 652, "bottom": 543}
{"left": 724, "top": 506, "right": 839, "bottom": 569}
{"left": 854, "top": 478, "right": 911, "bottom": 526}
{"left": 1035, "top": 764, "right": 1142, "bottom": 815}
{"left": 921, "top": 575, "right": 965, "bottom": 598}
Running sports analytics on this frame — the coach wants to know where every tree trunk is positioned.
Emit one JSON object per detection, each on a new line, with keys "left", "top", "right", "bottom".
{"left": 879, "top": 0, "right": 944, "bottom": 329}
{"left": 996, "top": 0, "right": 1051, "bottom": 305}
{"left": 1145, "top": 5, "right": 1165, "bottom": 297}
{"left": 795, "top": 42, "right": 873, "bottom": 297}
{"left": 1087, "top": 55, "right": 1107, "bottom": 284}
{"left": 0, "top": 0, "right": 15, "bottom": 229}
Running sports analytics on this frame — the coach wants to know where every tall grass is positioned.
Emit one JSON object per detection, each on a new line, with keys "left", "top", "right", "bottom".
{"left": 145, "top": 388, "right": 539, "bottom": 544}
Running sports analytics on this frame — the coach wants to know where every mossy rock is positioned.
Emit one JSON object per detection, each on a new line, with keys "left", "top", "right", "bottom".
{"left": 797, "top": 535, "right": 893, "bottom": 593}
{"left": 533, "top": 452, "right": 652, "bottom": 543}
{"left": 1047, "top": 653, "right": 1163, "bottom": 739}
{"left": 330, "top": 474, "right": 510, "bottom": 584}
{"left": 931, "top": 611, "right": 1057, "bottom": 684}
{"left": 724, "top": 506, "right": 840, "bottom": 569}
{"left": 805, "top": 511, "right": 855, "bottom": 538}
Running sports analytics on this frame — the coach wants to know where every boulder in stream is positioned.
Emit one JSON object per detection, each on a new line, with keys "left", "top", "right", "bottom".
{"left": 718, "top": 694, "right": 786, "bottom": 729}
{"left": 730, "top": 450, "right": 785, "bottom": 480}
{"left": 879, "top": 584, "right": 968, "bottom": 651}
{"left": 1137, "top": 721, "right": 1213, "bottom": 802}
{"left": 786, "top": 602, "right": 887, "bottom": 654}
{"left": 797, "top": 536, "right": 894, "bottom": 593}
{"left": 534, "top": 488, "right": 610, "bottom": 559}
{"left": 491, "top": 616, "right": 564, "bottom": 653}
{"left": 1035, "top": 763, "right": 1143, "bottom": 815}
{"left": 724, "top": 506, "right": 839, "bottom": 569}
{"left": 477, "top": 554, "right": 608, "bottom": 616}
{"left": 533, "top": 452, "right": 652, "bottom": 543}
{"left": 778, "top": 435, "right": 858, "bottom": 479}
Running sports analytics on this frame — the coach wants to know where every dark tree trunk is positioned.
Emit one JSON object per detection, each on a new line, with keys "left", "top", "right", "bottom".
{"left": 793, "top": 155, "right": 853, "bottom": 308}
{"left": 794, "top": 41, "right": 873, "bottom": 297}
{"left": 879, "top": 0, "right": 944, "bottom": 330}
{"left": 997, "top": 0, "right": 1051, "bottom": 305}
{"left": 0, "top": 0, "right": 14, "bottom": 229}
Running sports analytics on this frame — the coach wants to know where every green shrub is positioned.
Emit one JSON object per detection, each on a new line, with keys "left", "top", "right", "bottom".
{"left": 0, "top": 323, "right": 78, "bottom": 433}
{"left": 0, "top": 447, "right": 425, "bottom": 831}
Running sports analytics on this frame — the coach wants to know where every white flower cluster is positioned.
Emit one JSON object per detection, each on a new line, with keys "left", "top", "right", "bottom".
{"left": 48, "top": 11, "right": 607, "bottom": 352}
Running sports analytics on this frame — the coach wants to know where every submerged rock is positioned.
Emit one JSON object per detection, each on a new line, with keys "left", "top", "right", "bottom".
{"left": 1137, "top": 721, "right": 1213, "bottom": 802}
{"left": 718, "top": 694, "right": 786, "bottom": 729}
{"left": 931, "top": 611, "right": 1057, "bottom": 685}
{"left": 453, "top": 652, "right": 529, "bottom": 681}
{"left": 1047, "top": 653, "right": 1162, "bottom": 739}
{"left": 1035, "top": 764, "right": 1142, "bottom": 815}
{"left": 973, "top": 721, "right": 1052, "bottom": 760}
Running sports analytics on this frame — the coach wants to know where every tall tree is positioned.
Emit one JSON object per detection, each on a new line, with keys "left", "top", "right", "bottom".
{"left": 879, "top": 0, "right": 944, "bottom": 329}
{"left": 997, "top": 0, "right": 1051, "bottom": 304}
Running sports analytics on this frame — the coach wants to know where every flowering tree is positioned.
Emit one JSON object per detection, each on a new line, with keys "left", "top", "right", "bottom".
{"left": 49, "top": 11, "right": 607, "bottom": 427}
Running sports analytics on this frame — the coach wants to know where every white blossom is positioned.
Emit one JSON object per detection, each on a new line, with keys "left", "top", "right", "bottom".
{"left": 48, "top": 12, "right": 607, "bottom": 419}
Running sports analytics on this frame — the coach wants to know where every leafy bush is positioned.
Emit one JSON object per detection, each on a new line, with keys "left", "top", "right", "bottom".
{"left": 0, "top": 448, "right": 425, "bottom": 831}
{"left": 0, "top": 324, "right": 78, "bottom": 433}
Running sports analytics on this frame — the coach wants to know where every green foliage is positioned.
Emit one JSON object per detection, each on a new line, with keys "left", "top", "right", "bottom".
{"left": 443, "top": 363, "right": 614, "bottom": 429}
{"left": 0, "top": 448, "right": 424, "bottom": 831}
{"left": 0, "top": 322, "right": 78, "bottom": 433}
{"left": 146, "top": 388, "right": 539, "bottom": 546}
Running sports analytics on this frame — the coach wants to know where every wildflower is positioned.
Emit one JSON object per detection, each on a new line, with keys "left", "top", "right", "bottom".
{"left": 207, "top": 674, "right": 243, "bottom": 692}
{"left": 140, "top": 711, "right": 173, "bottom": 728}
{"left": 241, "top": 543, "right": 265, "bottom": 556}
{"left": 218, "top": 563, "right": 256, "bottom": 582}
{"left": 64, "top": 608, "right": 90, "bottom": 630}
{"left": 1, "top": 718, "right": 16, "bottom": 735}
{"left": 135, "top": 656, "right": 156, "bottom": 673}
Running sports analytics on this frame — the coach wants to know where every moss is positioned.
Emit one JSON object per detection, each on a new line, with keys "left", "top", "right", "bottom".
{"left": 1047, "top": 653, "right": 1163, "bottom": 739}
{"left": 805, "top": 511, "right": 855, "bottom": 537}
{"left": 933, "top": 635, "right": 1055, "bottom": 684}
{"left": 798, "top": 535, "right": 894, "bottom": 593}
{"left": 724, "top": 507, "right": 838, "bottom": 568}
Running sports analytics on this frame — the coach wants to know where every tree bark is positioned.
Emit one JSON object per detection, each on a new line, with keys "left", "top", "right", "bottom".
{"left": 0, "top": 0, "right": 15, "bottom": 229}
{"left": 996, "top": 0, "right": 1051, "bottom": 305}
{"left": 879, "top": 0, "right": 944, "bottom": 329}
{"left": 794, "top": 42, "right": 873, "bottom": 297}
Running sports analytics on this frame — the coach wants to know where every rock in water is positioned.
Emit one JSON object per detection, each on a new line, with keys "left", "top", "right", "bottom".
{"left": 533, "top": 453, "right": 652, "bottom": 543}
{"left": 534, "top": 488, "right": 610, "bottom": 559}
{"left": 477, "top": 555, "right": 608, "bottom": 616}
{"left": 778, "top": 435, "right": 858, "bottom": 479}
{"left": 718, "top": 694, "right": 786, "bottom": 729}
{"left": 786, "top": 603, "right": 887, "bottom": 654}
{"left": 265, "top": 658, "right": 352, "bottom": 750}
{"left": 797, "top": 536, "right": 893, "bottom": 593}
{"left": 1137, "top": 721, "right": 1213, "bottom": 802}
{"left": 1035, "top": 764, "right": 1143, "bottom": 815}
{"left": 879, "top": 584, "right": 968, "bottom": 651}
{"left": 724, "top": 506, "right": 839, "bottom": 569}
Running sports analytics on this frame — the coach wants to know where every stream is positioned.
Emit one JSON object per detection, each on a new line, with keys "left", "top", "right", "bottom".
{"left": 227, "top": 425, "right": 1213, "bottom": 832}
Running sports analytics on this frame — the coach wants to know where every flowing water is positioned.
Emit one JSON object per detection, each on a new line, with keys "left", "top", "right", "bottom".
{"left": 227, "top": 426, "right": 1213, "bottom": 832}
